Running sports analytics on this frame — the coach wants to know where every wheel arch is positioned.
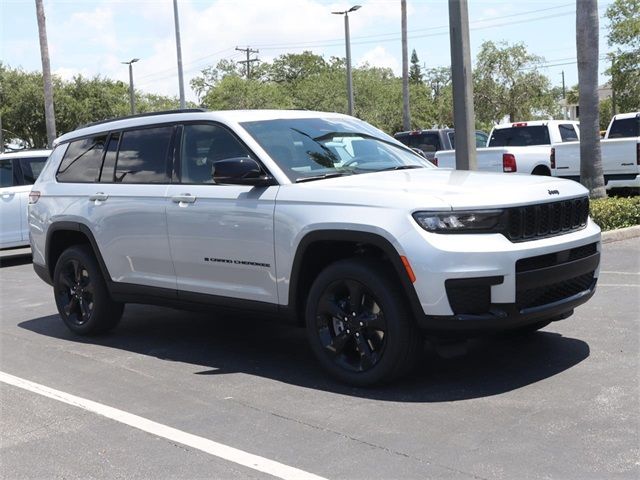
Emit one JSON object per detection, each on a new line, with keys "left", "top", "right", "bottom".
{"left": 46, "top": 222, "right": 112, "bottom": 287}
{"left": 287, "top": 229, "right": 423, "bottom": 325}
{"left": 531, "top": 164, "right": 551, "bottom": 176}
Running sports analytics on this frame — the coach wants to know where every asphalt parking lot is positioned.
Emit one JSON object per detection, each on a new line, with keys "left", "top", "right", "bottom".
{"left": 1, "top": 238, "right": 638, "bottom": 480}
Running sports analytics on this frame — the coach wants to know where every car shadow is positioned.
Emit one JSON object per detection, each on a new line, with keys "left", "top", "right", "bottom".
{"left": 18, "top": 303, "right": 590, "bottom": 402}
{"left": 0, "top": 253, "right": 32, "bottom": 268}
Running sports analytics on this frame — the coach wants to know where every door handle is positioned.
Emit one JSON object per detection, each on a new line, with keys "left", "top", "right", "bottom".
{"left": 89, "top": 193, "right": 109, "bottom": 201}
{"left": 1, "top": 192, "right": 15, "bottom": 199}
{"left": 171, "top": 194, "right": 196, "bottom": 204}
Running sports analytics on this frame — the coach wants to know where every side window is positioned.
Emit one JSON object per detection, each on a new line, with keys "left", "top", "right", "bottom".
{"left": 559, "top": 124, "right": 578, "bottom": 142}
{"left": 475, "top": 132, "right": 488, "bottom": 147}
{"left": 57, "top": 136, "right": 107, "bottom": 182}
{"left": 0, "top": 160, "right": 13, "bottom": 188}
{"left": 99, "top": 133, "right": 120, "bottom": 183}
{"left": 115, "top": 126, "right": 173, "bottom": 183}
{"left": 19, "top": 157, "right": 47, "bottom": 184}
{"left": 180, "top": 124, "right": 250, "bottom": 184}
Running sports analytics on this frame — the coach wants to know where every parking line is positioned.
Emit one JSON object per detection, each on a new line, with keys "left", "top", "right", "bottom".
{"left": 0, "top": 371, "right": 327, "bottom": 480}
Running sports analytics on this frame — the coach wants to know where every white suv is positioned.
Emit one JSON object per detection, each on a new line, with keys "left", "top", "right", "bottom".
{"left": 29, "top": 110, "right": 601, "bottom": 385}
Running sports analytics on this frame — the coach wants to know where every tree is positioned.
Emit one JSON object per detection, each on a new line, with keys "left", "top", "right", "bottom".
{"left": 605, "top": 0, "right": 640, "bottom": 113}
{"left": 35, "top": 0, "right": 56, "bottom": 147}
{"left": 473, "top": 41, "right": 556, "bottom": 124}
{"left": 401, "top": 0, "right": 410, "bottom": 130}
{"left": 577, "top": 0, "right": 606, "bottom": 198}
{"left": 409, "top": 49, "right": 423, "bottom": 85}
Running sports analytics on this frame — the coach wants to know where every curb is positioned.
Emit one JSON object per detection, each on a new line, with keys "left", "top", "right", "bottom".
{"left": 601, "top": 225, "right": 640, "bottom": 244}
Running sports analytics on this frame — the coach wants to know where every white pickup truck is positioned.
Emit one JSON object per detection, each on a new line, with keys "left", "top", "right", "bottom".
{"left": 551, "top": 112, "right": 640, "bottom": 190}
{"left": 435, "top": 120, "right": 580, "bottom": 175}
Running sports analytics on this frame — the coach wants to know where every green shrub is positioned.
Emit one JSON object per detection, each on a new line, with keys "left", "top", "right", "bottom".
{"left": 590, "top": 196, "right": 640, "bottom": 231}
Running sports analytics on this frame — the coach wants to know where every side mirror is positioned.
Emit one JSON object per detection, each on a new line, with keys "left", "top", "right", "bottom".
{"left": 411, "top": 147, "right": 427, "bottom": 158}
{"left": 212, "top": 157, "right": 274, "bottom": 186}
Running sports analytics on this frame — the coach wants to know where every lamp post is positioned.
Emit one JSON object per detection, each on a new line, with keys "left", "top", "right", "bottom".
{"left": 121, "top": 58, "right": 140, "bottom": 115}
{"left": 332, "top": 5, "right": 361, "bottom": 116}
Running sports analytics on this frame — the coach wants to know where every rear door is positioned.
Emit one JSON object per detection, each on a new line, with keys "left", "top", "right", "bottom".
{"left": 55, "top": 127, "right": 177, "bottom": 290}
{"left": 165, "top": 122, "right": 278, "bottom": 304}
{"left": 0, "top": 158, "right": 24, "bottom": 247}
{"left": 16, "top": 155, "right": 48, "bottom": 242}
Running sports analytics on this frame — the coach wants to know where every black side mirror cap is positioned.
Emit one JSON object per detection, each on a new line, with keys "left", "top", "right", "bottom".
{"left": 212, "top": 157, "right": 275, "bottom": 186}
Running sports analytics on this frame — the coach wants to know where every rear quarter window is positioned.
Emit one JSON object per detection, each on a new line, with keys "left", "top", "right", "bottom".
{"left": 0, "top": 159, "right": 14, "bottom": 188}
{"left": 559, "top": 124, "right": 579, "bottom": 142}
{"left": 57, "top": 136, "right": 107, "bottom": 183}
{"left": 608, "top": 117, "right": 640, "bottom": 138}
{"left": 19, "top": 157, "right": 48, "bottom": 184}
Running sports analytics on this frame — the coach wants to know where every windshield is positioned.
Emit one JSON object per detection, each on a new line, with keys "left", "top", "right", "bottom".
{"left": 241, "top": 117, "right": 432, "bottom": 182}
{"left": 488, "top": 126, "right": 551, "bottom": 147}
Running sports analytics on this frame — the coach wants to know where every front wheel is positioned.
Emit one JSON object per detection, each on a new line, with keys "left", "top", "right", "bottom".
{"left": 53, "top": 245, "right": 124, "bottom": 335}
{"left": 305, "top": 258, "right": 421, "bottom": 386}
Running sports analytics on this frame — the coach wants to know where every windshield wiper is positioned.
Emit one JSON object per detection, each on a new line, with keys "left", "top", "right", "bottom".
{"left": 378, "top": 165, "right": 425, "bottom": 171}
{"left": 295, "top": 172, "right": 353, "bottom": 183}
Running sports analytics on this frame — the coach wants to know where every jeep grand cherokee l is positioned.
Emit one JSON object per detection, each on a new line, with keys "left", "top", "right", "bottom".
{"left": 29, "top": 109, "right": 601, "bottom": 386}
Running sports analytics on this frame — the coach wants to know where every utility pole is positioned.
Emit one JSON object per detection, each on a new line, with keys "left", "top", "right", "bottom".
{"left": 401, "top": 0, "right": 410, "bottom": 131}
{"left": 448, "top": 0, "right": 476, "bottom": 170}
{"left": 610, "top": 56, "right": 616, "bottom": 116}
{"left": 0, "top": 114, "right": 4, "bottom": 153}
{"left": 121, "top": 58, "right": 140, "bottom": 115}
{"left": 561, "top": 70, "right": 567, "bottom": 119}
{"left": 236, "top": 46, "right": 259, "bottom": 79}
{"left": 332, "top": 5, "right": 361, "bottom": 116}
{"left": 35, "top": 0, "right": 56, "bottom": 148}
{"left": 173, "top": 0, "right": 186, "bottom": 109}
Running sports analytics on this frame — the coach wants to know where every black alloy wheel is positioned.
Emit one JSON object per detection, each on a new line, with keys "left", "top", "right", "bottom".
{"left": 53, "top": 245, "right": 124, "bottom": 335}
{"left": 306, "top": 258, "right": 421, "bottom": 386}
{"left": 56, "top": 258, "right": 94, "bottom": 327}
{"left": 315, "top": 278, "right": 387, "bottom": 373}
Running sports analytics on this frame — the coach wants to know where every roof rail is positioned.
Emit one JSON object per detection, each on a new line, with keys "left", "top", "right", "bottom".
{"left": 78, "top": 108, "right": 208, "bottom": 129}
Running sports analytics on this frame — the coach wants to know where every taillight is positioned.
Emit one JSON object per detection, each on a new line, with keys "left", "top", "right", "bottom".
{"left": 512, "top": 122, "right": 528, "bottom": 127}
{"left": 550, "top": 147, "right": 556, "bottom": 169}
{"left": 432, "top": 157, "right": 438, "bottom": 167}
{"left": 29, "top": 191, "right": 41, "bottom": 204}
{"left": 503, "top": 153, "right": 517, "bottom": 172}
{"left": 636, "top": 143, "right": 639, "bottom": 166}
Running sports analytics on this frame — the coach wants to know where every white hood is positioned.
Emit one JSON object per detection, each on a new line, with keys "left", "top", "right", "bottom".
{"left": 280, "top": 168, "right": 589, "bottom": 210}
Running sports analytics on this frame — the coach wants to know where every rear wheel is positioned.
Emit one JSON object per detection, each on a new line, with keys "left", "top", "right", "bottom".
{"left": 305, "top": 258, "right": 421, "bottom": 386}
{"left": 53, "top": 245, "right": 123, "bottom": 335}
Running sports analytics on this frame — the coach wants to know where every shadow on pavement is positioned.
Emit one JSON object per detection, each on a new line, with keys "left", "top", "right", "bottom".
{"left": 19, "top": 303, "right": 590, "bottom": 402}
{"left": 0, "top": 254, "right": 32, "bottom": 268}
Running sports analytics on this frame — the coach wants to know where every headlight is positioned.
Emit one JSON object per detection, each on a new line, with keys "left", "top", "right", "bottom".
{"left": 412, "top": 210, "right": 504, "bottom": 233}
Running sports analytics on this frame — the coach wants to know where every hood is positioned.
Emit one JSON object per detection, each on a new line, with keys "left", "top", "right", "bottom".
{"left": 281, "top": 168, "right": 588, "bottom": 210}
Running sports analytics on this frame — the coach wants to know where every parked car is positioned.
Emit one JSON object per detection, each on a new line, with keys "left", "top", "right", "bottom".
{"left": 435, "top": 120, "right": 580, "bottom": 175}
{"left": 394, "top": 128, "right": 488, "bottom": 164}
{"left": 0, "top": 149, "right": 51, "bottom": 249}
{"left": 30, "top": 109, "right": 600, "bottom": 386}
{"left": 551, "top": 112, "right": 640, "bottom": 190}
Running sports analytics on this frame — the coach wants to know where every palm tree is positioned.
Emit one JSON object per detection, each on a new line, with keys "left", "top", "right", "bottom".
{"left": 35, "top": 0, "right": 56, "bottom": 147}
{"left": 401, "top": 0, "right": 410, "bottom": 130}
{"left": 576, "top": 0, "right": 606, "bottom": 198}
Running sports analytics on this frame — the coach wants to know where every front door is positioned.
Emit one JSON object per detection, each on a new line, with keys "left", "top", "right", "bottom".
{"left": 165, "top": 123, "right": 278, "bottom": 304}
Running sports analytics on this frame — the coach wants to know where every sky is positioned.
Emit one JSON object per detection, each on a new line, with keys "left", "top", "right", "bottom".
{"left": 1, "top": 0, "right": 617, "bottom": 104}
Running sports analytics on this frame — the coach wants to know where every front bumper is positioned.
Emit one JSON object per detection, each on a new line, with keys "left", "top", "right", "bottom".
{"left": 399, "top": 218, "right": 601, "bottom": 332}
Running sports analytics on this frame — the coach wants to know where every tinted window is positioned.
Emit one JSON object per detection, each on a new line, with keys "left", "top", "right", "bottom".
{"left": 0, "top": 160, "right": 13, "bottom": 188}
{"left": 488, "top": 126, "right": 551, "bottom": 147}
{"left": 19, "top": 157, "right": 48, "bottom": 184}
{"left": 447, "top": 131, "right": 488, "bottom": 148}
{"left": 115, "top": 126, "right": 173, "bottom": 183}
{"left": 99, "top": 133, "right": 120, "bottom": 183}
{"left": 608, "top": 117, "right": 639, "bottom": 138}
{"left": 57, "top": 136, "right": 107, "bottom": 182}
{"left": 396, "top": 132, "right": 441, "bottom": 152}
{"left": 180, "top": 124, "right": 251, "bottom": 184}
{"left": 559, "top": 124, "right": 579, "bottom": 142}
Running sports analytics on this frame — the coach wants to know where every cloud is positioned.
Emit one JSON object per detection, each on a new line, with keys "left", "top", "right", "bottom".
{"left": 358, "top": 46, "right": 400, "bottom": 73}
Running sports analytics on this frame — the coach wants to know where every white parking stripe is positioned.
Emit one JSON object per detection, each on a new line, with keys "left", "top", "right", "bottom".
{"left": 597, "top": 284, "right": 640, "bottom": 287}
{"left": 0, "top": 371, "right": 327, "bottom": 480}
{"left": 600, "top": 271, "right": 640, "bottom": 275}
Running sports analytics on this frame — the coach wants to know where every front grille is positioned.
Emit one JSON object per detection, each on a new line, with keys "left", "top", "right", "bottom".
{"left": 506, "top": 197, "right": 589, "bottom": 242}
{"left": 516, "top": 243, "right": 598, "bottom": 273}
{"left": 516, "top": 272, "right": 595, "bottom": 309}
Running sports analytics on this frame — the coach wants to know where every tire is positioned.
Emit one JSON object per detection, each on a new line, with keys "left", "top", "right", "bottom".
{"left": 305, "top": 258, "right": 421, "bottom": 386}
{"left": 53, "top": 245, "right": 124, "bottom": 335}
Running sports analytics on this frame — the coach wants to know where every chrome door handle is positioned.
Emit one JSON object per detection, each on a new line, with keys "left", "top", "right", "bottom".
{"left": 1, "top": 192, "right": 14, "bottom": 199}
{"left": 89, "top": 193, "right": 109, "bottom": 201}
{"left": 171, "top": 194, "right": 196, "bottom": 204}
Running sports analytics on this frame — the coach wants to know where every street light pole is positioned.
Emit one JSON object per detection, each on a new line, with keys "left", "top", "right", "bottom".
{"left": 173, "top": 0, "right": 186, "bottom": 109}
{"left": 121, "top": 58, "right": 140, "bottom": 115}
{"left": 332, "top": 5, "right": 361, "bottom": 116}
